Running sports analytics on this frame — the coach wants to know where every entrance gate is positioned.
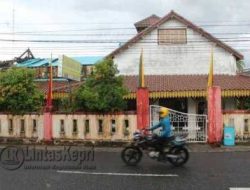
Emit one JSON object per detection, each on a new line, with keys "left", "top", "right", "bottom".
{"left": 150, "top": 105, "right": 208, "bottom": 143}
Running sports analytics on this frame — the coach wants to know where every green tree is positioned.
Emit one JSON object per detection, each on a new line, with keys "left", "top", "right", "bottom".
{"left": 237, "top": 97, "right": 250, "bottom": 110}
{"left": 0, "top": 68, "right": 44, "bottom": 114}
{"left": 73, "top": 59, "right": 128, "bottom": 112}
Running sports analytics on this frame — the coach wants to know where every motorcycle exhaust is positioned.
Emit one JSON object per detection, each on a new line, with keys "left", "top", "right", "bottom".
{"left": 166, "top": 154, "right": 178, "bottom": 159}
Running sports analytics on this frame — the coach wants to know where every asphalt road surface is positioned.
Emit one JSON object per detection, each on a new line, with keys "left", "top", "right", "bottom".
{"left": 0, "top": 146, "right": 250, "bottom": 190}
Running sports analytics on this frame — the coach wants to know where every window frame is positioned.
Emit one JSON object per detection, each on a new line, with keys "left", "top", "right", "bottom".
{"left": 73, "top": 119, "right": 78, "bottom": 134}
{"left": 98, "top": 119, "right": 103, "bottom": 134}
{"left": 85, "top": 119, "right": 90, "bottom": 134}
{"left": 20, "top": 119, "right": 25, "bottom": 133}
{"left": 9, "top": 119, "right": 13, "bottom": 134}
{"left": 158, "top": 28, "right": 187, "bottom": 45}
{"left": 244, "top": 119, "right": 249, "bottom": 133}
{"left": 111, "top": 119, "right": 116, "bottom": 134}
{"left": 60, "top": 119, "right": 65, "bottom": 134}
{"left": 33, "top": 119, "right": 37, "bottom": 133}
{"left": 123, "top": 119, "right": 130, "bottom": 136}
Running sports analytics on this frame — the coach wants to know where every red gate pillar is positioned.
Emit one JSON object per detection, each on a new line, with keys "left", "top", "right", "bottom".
{"left": 44, "top": 112, "right": 52, "bottom": 141}
{"left": 43, "top": 56, "right": 53, "bottom": 142}
{"left": 208, "top": 86, "right": 223, "bottom": 144}
{"left": 136, "top": 88, "right": 149, "bottom": 130}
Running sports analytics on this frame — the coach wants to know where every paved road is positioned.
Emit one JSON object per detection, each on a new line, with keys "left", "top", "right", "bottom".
{"left": 0, "top": 146, "right": 250, "bottom": 190}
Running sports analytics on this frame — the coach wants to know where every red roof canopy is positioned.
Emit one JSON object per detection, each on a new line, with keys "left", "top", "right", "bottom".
{"left": 123, "top": 74, "right": 250, "bottom": 92}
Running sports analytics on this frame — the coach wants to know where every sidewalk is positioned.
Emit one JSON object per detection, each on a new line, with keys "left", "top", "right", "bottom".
{"left": 187, "top": 143, "right": 250, "bottom": 153}
{"left": 94, "top": 144, "right": 250, "bottom": 153}
{"left": 0, "top": 143, "right": 250, "bottom": 153}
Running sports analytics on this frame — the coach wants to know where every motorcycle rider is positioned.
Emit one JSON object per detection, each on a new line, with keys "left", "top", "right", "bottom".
{"left": 148, "top": 107, "right": 174, "bottom": 159}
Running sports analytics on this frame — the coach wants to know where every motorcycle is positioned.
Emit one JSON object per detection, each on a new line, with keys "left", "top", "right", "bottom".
{"left": 121, "top": 129, "right": 189, "bottom": 167}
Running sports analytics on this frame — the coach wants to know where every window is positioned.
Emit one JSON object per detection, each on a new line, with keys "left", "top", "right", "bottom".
{"left": 244, "top": 119, "right": 249, "bottom": 133}
{"left": 98, "top": 120, "right": 103, "bottom": 133}
{"left": 33, "top": 119, "right": 37, "bottom": 133}
{"left": 60, "top": 120, "right": 65, "bottom": 133}
{"left": 73, "top": 119, "right": 78, "bottom": 133}
{"left": 111, "top": 120, "right": 116, "bottom": 133}
{"left": 124, "top": 119, "right": 130, "bottom": 136}
{"left": 124, "top": 119, "right": 129, "bottom": 129}
{"left": 9, "top": 119, "right": 13, "bottom": 134}
{"left": 158, "top": 29, "right": 187, "bottom": 44}
{"left": 20, "top": 119, "right": 25, "bottom": 133}
{"left": 85, "top": 119, "right": 90, "bottom": 134}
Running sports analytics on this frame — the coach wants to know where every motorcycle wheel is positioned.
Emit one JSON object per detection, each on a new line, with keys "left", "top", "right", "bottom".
{"left": 167, "top": 146, "right": 189, "bottom": 167}
{"left": 121, "top": 146, "right": 142, "bottom": 166}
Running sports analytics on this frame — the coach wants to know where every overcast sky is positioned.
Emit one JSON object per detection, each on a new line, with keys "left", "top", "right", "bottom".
{"left": 0, "top": 0, "right": 250, "bottom": 67}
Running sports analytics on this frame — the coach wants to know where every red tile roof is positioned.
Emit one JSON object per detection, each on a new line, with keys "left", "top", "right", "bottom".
{"left": 36, "top": 80, "right": 82, "bottom": 93}
{"left": 122, "top": 74, "right": 250, "bottom": 92}
{"left": 37, "top": 74, "right": 250, "bottom": 93}
{"left": 134, "top": 14, "right": 161, "bottom": 28}
{"left": 107, "top": 10, "right": 243, "bottom": 60}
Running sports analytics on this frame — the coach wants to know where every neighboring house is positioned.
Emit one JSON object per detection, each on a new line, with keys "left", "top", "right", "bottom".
{"left": 16, "top": 58, "right": 59, "bottom": 78}
{"left": 73, "top": 56, "right": 103, "bottom": 80}
{"left": 107, "top": 10, "right": 250, "bottom": 115}
{"left": 16, "top": 55, "right": 103, "bottom": 80}
{"left": 0, "top": 48, "right": 34, "bottom": 70}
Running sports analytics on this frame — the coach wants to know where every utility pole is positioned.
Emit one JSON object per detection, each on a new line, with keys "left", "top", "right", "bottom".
{"left": 12, "top": 6, "right": 15, "bottom": 59}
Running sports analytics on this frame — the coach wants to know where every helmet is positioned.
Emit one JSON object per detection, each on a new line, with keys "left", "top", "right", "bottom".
{"left": 159, "top": 107, "right": 169, "bottom": 118}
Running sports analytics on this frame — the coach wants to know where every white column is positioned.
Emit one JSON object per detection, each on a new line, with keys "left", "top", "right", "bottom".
{"left": 187, "top": 98, "right": 197, "bottom": 139}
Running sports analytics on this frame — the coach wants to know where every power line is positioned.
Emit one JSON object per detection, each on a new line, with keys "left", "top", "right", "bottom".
{"left": 2, "top": 38, "right": 250, "bottom": 43}
{"left": 1, "top": 32, "right": 250, "bottom": 36}
{"left": 2, "top": 22, "right": 250, "bottom": 33}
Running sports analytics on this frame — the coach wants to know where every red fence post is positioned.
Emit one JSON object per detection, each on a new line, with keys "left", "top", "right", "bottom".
{"left": 44, "top": 112, "right": 52, "bottom": 142}
{"left": 136, "top": 88, "right": 149, "bottom": 130}
{"left": 208, "top": 86, "right": 223, "bottom": 144}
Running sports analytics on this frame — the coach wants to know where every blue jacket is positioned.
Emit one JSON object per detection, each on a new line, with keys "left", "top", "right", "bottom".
{"left": 150, "top": 116, "right": 172, "bottom": 138}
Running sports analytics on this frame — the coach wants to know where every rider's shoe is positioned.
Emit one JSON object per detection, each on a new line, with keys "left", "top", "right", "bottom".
{"left": 149, "top": 151, "right": 159, "bottom": 158}
{"left": 157, "top": 153, "right": 165, "bottom": 161}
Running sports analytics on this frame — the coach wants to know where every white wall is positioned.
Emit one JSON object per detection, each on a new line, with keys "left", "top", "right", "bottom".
{"left": 114, "top": 19, "right": 237, "bottom": 75}
{"left": 223, "top": 112, "right": 250, "bottom": 140}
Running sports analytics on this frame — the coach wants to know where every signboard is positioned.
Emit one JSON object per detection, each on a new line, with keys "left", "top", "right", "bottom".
{"left": 62, "top": 55, "right": 82, "bottom": 81}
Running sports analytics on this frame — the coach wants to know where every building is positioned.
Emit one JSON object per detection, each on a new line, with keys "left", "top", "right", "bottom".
{"left": 107, "top": 10, "right": 250, "bottom": 115}
{"left": 16, "top": 54, "right": 103, "bottom": 80}
{"left": 0, "top": 48, "right": 34, "bottom": 70}
{"left": 73, "top": 56, "right": 103, "bottom": 79}
{"left": 17, "top": 57, "right": 59, "bottom": 78}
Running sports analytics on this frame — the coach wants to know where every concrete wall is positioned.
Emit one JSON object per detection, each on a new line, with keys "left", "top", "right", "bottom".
{"left": 1, "top": 111, "right": 250, "bottom": 142}
{"left": 0, "top": 114, "right": 44, "bottom": 139}
{"left": 223, "top": 111, "right": 250, "bottom": 140}
{"left": 0, "top": 113, "right": 137, "bottom": 141}
{"left": 114, "top": 19, "right": 237, "bottom": 75}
